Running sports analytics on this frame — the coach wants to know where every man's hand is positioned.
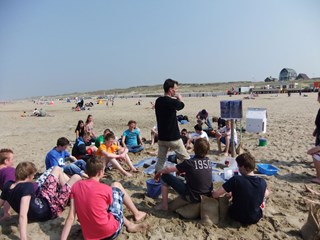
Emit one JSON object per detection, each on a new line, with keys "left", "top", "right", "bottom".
{"left": 154, "top": 171, "right": 162, "bottom": 182}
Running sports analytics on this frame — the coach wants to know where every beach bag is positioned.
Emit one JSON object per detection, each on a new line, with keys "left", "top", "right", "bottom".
{"left": 301, "top": 203, "right": 320, "bottom": 240}
{"left": 200, "top": 195, "right": 219, "bottom": 226}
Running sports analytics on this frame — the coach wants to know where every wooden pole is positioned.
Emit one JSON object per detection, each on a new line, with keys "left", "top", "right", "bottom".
{"left": 231, "top": 119, "right": 236, "bottom": 157}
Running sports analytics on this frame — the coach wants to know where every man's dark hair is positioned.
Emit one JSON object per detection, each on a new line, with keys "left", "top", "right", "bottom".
{"left": 57, "top": 137, "right": 69, "bottom": 147}
{"left": 163, "top": 78, "right": 178, "bottom": 93}
{"left": 104, "top": 132, "right": 115, "bottom": 141}
{"left": 86, "top": 156, "right": 105, "bottom": 177}
{"left": 194, "top": 124, "right": 202, "bottom": 131}
{"left": 236, "top": 152, "right": 256, "bottom": 172}
{"left": 194, "top": 138, "right": 209, "bottom": 158}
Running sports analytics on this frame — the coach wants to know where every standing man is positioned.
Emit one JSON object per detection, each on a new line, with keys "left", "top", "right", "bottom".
{"left": 155, "top": 78, "right": 190, "bottom": 172}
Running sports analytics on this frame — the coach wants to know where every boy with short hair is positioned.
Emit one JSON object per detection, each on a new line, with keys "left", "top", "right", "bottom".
{"left": 45, "top": 137, "right": 88, "bottom": 178}
{"left": 0, "top": 148, "right": 15, "bottom": 220}
{"left": 0, "top": 162, "right": 81, "bottom": 239}
{"left": 121, "top": 120, "right": 144, "bottom": 153}
{"left": 61, "top": 157, "right": 148, "bottom": 240}
{"left": 216, "top": 119, "right": 238, "bottom": 156}
{"left": 212, "top": 152, "right": 270, "bottom": 224}
{"left": 96, "top": 133, "right": 138, "bottom": 177}
{"left": 155, "top": 138, "right": 213, "bottom": 210}
{"left": 190, "top": 124, "right": 209, "bottom": 142}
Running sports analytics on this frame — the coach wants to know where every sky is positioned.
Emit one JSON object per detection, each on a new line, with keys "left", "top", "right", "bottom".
{"left": 0, "top": 0, "right": 320, "bottom": 100}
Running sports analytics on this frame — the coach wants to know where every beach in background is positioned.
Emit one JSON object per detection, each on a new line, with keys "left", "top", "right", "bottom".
{"left": 0, "top": 92, "right": 318, "bottom": 240}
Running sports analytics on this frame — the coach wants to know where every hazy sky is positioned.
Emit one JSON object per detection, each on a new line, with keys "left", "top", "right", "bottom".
{"left": 1, "top": 0, "right": 319, "bottom": 100}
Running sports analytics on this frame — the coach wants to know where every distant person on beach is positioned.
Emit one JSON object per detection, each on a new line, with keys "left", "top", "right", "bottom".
{"left": 61, "top": 157, "right": 148, "bottom": 240}
{"left": 45, "top": 137, "right": 88, "bottom": 178}
{"left": 0, "top": 149, "right": 16, "bottom": 220}
{"left": 75, "top": 120, "right": 85, "bottom": 139}
{"left": 154, "top": 78, "right": 190, "bottom": 172}
{"left": 96, "top": 133, "right": 138, "bottom": 177}
{"left": 154, "top": 138, "right": 213, "bottom": 210}
{"left": 85, "top": 114, "right": 96, "bottom": 144}
{"left": 212, "top": 152, "right": 270, "bottom": 224}
{"left": 216, "top": 119, "right": 237, "bottom": 156}
{"left": 0, "top": 162, "right": 81, "bottom": 240}
{"left": 121, "top": 120, "right": 144, "bottom": 153}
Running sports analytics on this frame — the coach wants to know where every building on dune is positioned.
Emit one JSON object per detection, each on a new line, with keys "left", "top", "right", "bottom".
{"left": 296, "top": 73, "right": 309, "bottom": 80}
{"left": 279, "top": 68, "right": 297, "bottom": 81}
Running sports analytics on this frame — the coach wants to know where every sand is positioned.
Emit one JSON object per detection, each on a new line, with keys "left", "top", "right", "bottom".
{"left": 0, "top": 92, "right": 318, "bottom": 240}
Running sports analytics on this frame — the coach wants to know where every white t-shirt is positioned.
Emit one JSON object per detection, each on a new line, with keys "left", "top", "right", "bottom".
{"left": 191, "top": 131, "right": 209, "bottom": 141}
{"left": 220, "top": 126, "right": 238, "bottom": 144}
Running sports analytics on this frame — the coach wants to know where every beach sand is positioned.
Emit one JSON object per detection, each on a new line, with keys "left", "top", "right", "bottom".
{"left": 0, "top": 92, "right": 318, "bottom": 239}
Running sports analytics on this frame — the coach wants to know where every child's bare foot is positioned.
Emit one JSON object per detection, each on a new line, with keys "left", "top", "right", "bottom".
{"left": 134, "top": 211, "right": 147, "bottom": 222}
{"left": 131, "top": 168, "right": 139, "bottom": 173}
{"left": 126, "top": 222, "right": 149, "bottom": 233}
{"left": 305, "top": 184, "right": 320, "bottom": 196}
{"left": 303, "top": 197, "right": 320, "bottom": 206}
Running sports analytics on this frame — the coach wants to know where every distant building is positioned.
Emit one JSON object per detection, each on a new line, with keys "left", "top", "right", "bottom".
{"left": 264, "top": 77, "right": 277, "bottom": 82}
{"left": 296, "top": 73, "right": 309, "bottom": 80}
{"left": 279, "top": 68, "right": 297, "bottom": 81}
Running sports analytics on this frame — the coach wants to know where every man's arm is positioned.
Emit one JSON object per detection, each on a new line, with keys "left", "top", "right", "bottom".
{"left": 307, "top": 146, "right": 320, "bottom": 155}
{"left": 102, "top": 150, "right": 120, "bottom": 159}
{"left": 19, "top": 195, "right": 31, "bottom": 240}
{"left": 154, "top": 166, "right": 177, "bottom": 181}
{"left": 61, "top": 199, "right": 76, "bottom": 240}
{"left": 69, "top": 155, "right": 78, "bottom": 162}
{"left": 137, "top": 136, "right": 144, "bottom": 146}
{"left": 212, "top": 186, "right": 227, "bottom": 198}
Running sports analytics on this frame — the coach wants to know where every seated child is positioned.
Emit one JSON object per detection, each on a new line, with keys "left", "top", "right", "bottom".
{"left": 307, "top": 145, "right": 320, "bottom": 184}
{"left": 46, "top": 137, "right": 88, "bottom": 178}
{"left": 212, "top": 152, "right": 270, "bottom": 224}
{"left": 150, "top": 125, "right": 158, "bottom": 146}
{"left": 61, "top": 157, "right": 148, "bottom": 240}
{"left": 154, "top": 138, "right": 213, "bottom": 210}
{"left": 96, "top": 133, "right": 139, "bottom": 177}
{"left": 72, "top": 132, "right": 95, "bottom": 161}
{"left": 0, "top": 148, "right": 16, "bottom": 220}
{"left": 216, "top": 119, "right": 237, "bottom": 156}
{"left": 212, "top": 116, "right": 226, "bottom": 129}
{"left": 189, "top": 124, "right": 209, "bottom": 143}
{"left": 121, "top": 120, "right": 144, "bottom": 153}
{"left": 95, "top": 128, "right": 115, "bottom": 148}
{"left": 0, "top": 162, "right": 81, "bottom": 239}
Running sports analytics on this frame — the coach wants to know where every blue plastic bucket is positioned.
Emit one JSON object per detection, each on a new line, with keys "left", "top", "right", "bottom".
{"left": 146, "top": 179, "right": 161, "bottom": 198}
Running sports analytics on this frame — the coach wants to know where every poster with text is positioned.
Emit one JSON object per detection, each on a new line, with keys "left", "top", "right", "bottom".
{"left": 220, "top": 100, "right": 243, "bottom": 119}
